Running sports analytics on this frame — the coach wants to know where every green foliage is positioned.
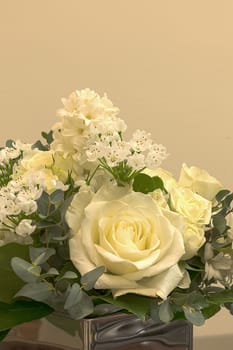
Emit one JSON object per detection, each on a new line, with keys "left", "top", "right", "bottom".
{"left": 158, "top": 299, "right": 174, "bottom": 323}
{"left": 64, "top": 283, "right": 94, "bottom": 319}
{"left": 32, "top": 130, "right": 53, "bottom": 151}
{"left": 133, "top": 173, "right": 165, "bottom": 194}
{"left": 0, "top": 300, "right": 53, "bottom": 332}
{"left": 81, "top": 266, "right": 105, "bottom": 291}
{"left": 99, "top": 294, "right": 151, "bottom": 321}
{"left": 0, "top": 244, "right": 30, "bottom": 303}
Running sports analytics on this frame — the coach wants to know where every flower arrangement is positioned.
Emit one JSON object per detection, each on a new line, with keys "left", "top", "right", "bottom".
{"left": 1, "top": 88, "right": 233, "bottom": 340}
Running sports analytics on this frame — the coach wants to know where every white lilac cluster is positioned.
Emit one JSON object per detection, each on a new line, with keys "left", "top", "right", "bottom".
{"left": 51, "top": 88, "right": 168, "bottom": 176}
{"left": 51, "top": 88, "right": 120, "bottom": 161}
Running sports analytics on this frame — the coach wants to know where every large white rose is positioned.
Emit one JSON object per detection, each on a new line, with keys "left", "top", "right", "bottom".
{"left": 179, "top": 163, "right": 223, "bottom": 201}
{"left": 67, "top": 185, "right": 186, "bottom": 299}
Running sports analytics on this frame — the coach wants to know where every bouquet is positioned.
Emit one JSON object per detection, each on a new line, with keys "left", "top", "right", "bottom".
{"left": 1, "top": 89, "right": 233, "bottom": 340}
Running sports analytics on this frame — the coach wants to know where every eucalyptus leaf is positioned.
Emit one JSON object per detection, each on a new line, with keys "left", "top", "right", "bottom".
{"left": 50, "top": 190, "right": 64, "bottom": 204}
{"left": 212, "top": 215, "right": 227, "bottom": 234}
{"left": 37, "top": 191, "right": 50, "bottom": 217}
{"left": 81, "top": 266, "right": 105, "bottom": 291}
{"left": 158, "top": 299, "right": 174, "bottom": 323}
{"left": 64, "top": 283, "right": 81, "bottom": 310}
{"left": 14, "top": 282, "right": 54, "bottom": 303}
{"left": 34, "top": 249, "right": 55, "bottom": 266}
{"left": 11, "top": 257, "right": 41, "bottom": 283}
{"left": 0, "top": 300, "right": 53, "bottom": 331}
{"left": 183, "top": 307, "right": 205, "bottom": 326}
{"left": 67, "top": 291, "right": 94, "bottom": 320}
{"left": 29, "top": 247, "right": 56, "bottom": 265}
{"left": 60, "top": 271, "right": 78, "bottom": 280}
{"left": 150, "top": 302, "right": 160, "bottom": 323}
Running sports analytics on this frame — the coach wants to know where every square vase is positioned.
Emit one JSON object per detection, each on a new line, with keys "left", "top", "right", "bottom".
{"left": 2, "top": 313, "right": 193, "bottom": 350}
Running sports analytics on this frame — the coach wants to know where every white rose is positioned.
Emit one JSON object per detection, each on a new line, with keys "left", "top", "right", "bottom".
{"left": 179, "top": 163, "right": 223, "bottom": 201}
{"left": 181, "top": 222, "right": 206, "bottom": 260}
{"left": 170, "top": 186, "right": 211, "bottom": 225}
{"left": 67, "top": 185, "right": 186, "bottom": 299}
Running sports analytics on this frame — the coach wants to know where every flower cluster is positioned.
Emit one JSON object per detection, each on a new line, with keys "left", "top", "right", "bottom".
{"left": 1, "top": 89, "right": 233, "bottom": 338}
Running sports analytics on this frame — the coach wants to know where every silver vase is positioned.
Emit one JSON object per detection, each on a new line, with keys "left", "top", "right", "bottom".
{"left": 2, "top": 313, "right": 193, "bottom": 350}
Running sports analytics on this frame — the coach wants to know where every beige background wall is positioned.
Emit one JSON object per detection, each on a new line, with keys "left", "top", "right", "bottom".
{"left": 0, "top": 1, "right": 233, "bottom": 348}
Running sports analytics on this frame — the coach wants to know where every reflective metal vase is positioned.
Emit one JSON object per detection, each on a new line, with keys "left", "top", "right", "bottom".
{"left": 2, "top": 313, "right": 193, "bottom": 350}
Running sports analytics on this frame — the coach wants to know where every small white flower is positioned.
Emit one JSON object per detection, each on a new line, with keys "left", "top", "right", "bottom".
{"left": 130, "top": 129, "right": 153, "bottom": 152}
{"left": 127, "top": 153, "right": 145, "bottom": 170}
{"left": 15, "top": 219, "right": 36, "bottom": 237}
{"left": 145, "top": 144, "right": 169, "bottom": 169}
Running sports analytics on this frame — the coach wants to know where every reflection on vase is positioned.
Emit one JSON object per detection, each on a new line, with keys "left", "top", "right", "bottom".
{"left": 2, "top": 313, "right": 193, "bottom": 350}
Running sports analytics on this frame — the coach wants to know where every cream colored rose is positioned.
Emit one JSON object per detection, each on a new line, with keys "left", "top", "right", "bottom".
{"left": 170, "top": 186, "right": 211, "bottom": 225}
{"left": 181, "top": 222, "right": 206, "bottom": 260}
{"left": 179, "top": 163, "right": 223, "bottom": 201}
{"left": 15, "top": 149, "right": 75, "bottom": 193}
{"left": 67, "top": 185, "right": 186, "bottom": 299}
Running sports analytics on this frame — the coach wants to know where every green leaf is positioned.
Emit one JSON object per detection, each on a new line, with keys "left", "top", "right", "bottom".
{"left": 133, "top": 173, "right": 164, "bottom": 194}
{"left": 41, "top": 130, "right": 53, "bottom": 145}
{"left": 207, "top": 290, "right": 233, "bottom": 304}
{"left": 0, "top": 300, "right": 53, "bottom": 331}
{"left": 32, "top": 140, "right": 48, "bottom": 151}
{"left": 14, "top": 282, "right": 54, "bottom": 303}
{"left": 99, "top": 294, "right": 151, "bottom": 321}
{"left": 202, "top": 304, "right": 221, "bottom": 319}
{"left": 81, "top": 266, "right": 105, "bottom": 291}
{"left": 0, "top": 244, "right": 30, "bottom": 303}
{"left": 158, "top": 299, "right": 174, "bottom": 323}
{"left": 5, "top": 139, "right": 15, "bottom": 148}
{"left": 183, "top": 307, "right": 205, "bottom": 326}
{"left": 0, "top": 329, "right": 10, "bottom": 341}
{"left": 224, "top": 193, "right": 233, "bottom": 208}
{"left": 11, "top": 257, "right": 41, "bottom": 283}
{"left": 215, "top": 189, "right": 230, "bottom": 202}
